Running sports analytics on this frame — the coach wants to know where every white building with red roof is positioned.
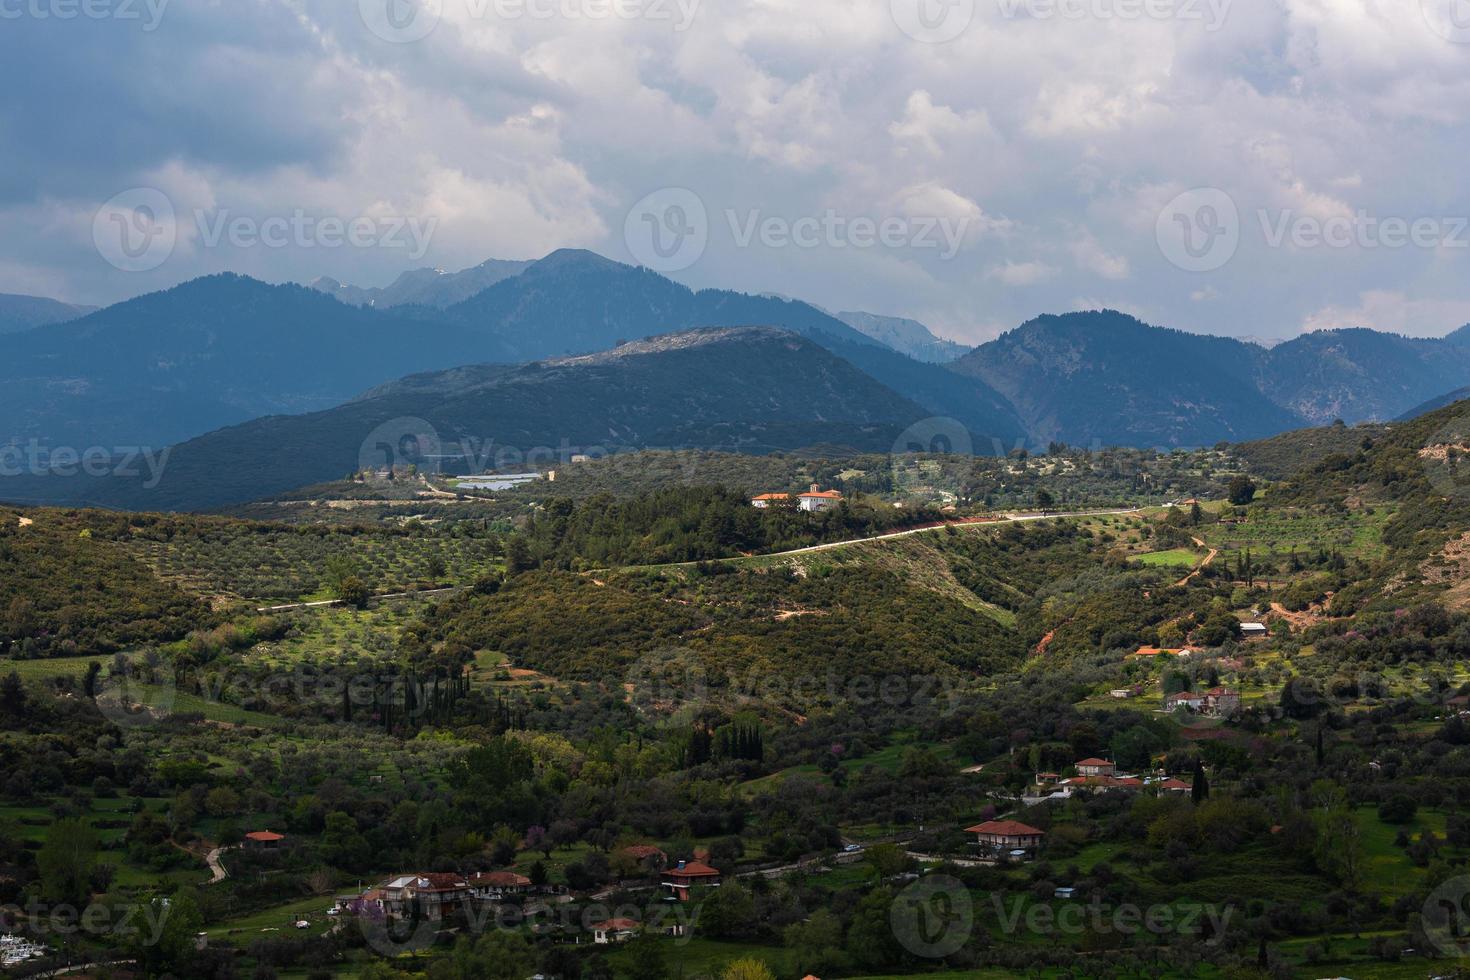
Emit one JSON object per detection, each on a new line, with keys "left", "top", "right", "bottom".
{"left": 663, "top": 860, "right": 721, "bottom": 901}
{"left": 965, "top": 819, "right": 1045, "bottom": 854}
{"left": 798, "top": 485, "right": 843, "bottom": 512}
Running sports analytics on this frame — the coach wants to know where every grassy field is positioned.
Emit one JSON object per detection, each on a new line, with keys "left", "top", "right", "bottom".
{"left": 126, "top": 527, "right": 500, "bottom": 602}
{"left": 607, "top": 937, "right": 787, "bottom": 977}
{"left": 205, "top": 895, "right": 336, "bottom": 943}
{"left": 739, "top": 733, "right": 954, "bottom": 797}
{"left": 1133, "top": 548, "right": 1202, "bottom": 568}
{"left": 1201, "top": 505, "right": 1393, "bottom": 560}
{"left": 246, "top": 601, "right": 427, "bottom": 667}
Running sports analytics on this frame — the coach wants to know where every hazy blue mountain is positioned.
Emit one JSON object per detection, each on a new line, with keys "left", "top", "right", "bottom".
{"left": 0, "top": 328, "right": 933, "bottom": 511}
{"left": 952, "top": 311, "right": 1303, "bottom": 447}
{"left": 0, "top": 274, "right": 515, "bottom": 449}
{"left": 1398, "top": 386, "right": 1470, "bottom": 421}
{"left": 1257, "top": 328, "right": 1470, "bottom": 425}
{"left": 0, "top": 292, "right": 97, "bottom": 334}
{"left": 444, "top": 249, "right": 1029, "bottom": 446}
{"left": 836, "top": 311, "right": 970, "bottom": 363}
{"left": 308, "top": 257, "right": 532, "bottom": 309}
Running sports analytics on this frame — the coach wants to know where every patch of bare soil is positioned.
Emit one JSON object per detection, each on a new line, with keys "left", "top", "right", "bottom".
{"left": 1424, "top": 531, "right": 1470, "bottom": 609}
{"left": 774, "top": 609, "right": 827, "bottom": 622}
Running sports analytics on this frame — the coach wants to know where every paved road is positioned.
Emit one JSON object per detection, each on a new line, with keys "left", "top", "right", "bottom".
{"left": 725, "top": 506, "right": 1144, "bottom": 563}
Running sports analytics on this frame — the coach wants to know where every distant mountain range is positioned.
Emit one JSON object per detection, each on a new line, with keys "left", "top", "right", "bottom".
{"left": 307, "top": 258, "right": 532, "bottom": 309}
{"left": 0, "top": 292, "right": 96, "bottom": 334}
{"left": 0, "top": 275, "right": 517, "bottom": 449}
{"left": 1, "top": 328, "right": 932, "bottom": 511}
{"left": 836, "top": 311, "right": 970, "bottom": 363}
{"left": 956, "top": 312, "right": 1470, "bottom": 447}
{"left": 6, "top": 247, "right": 1470, "bottom": 511}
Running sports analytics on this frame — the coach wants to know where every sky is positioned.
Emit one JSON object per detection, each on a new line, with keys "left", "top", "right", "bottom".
{"left": 2, "top": 0, "right": 1470, "bottom": 344}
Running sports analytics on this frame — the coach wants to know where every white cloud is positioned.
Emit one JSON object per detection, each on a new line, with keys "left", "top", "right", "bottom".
{"left": 988, "top": 260, "right": 1056, "bottom": 286}
{"left": 0, "top": 0, "right": 1464, "bottom": 338}
{"left": 1301, "top": 290, "right": 1470, "bottom": 338}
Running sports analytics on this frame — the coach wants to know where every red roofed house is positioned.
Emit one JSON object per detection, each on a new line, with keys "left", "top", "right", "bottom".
{"left": 663, "top": 860, "right": 721, "bottom": 902}
{"left": 591, "top": 918, "right": 641, "bottom": 944}
{"left": 243, "top": 830, "right": 285, "bottom": 851}
{"left": 965, "top": 819, "right": 1045, "bottom": 855}
{"left": 1075, "top": 758, "right": 1115, "bottom": 778}
{"left": 750, "top": 493, "right": 790, "bottom": 509}
{"left": 1166, "top": 691, "right": 1205, "bottom": 712}
{"left": 798, "top": 485, "right": 843, "bottom": 512}
{"left": 1157, "top": 778, "right": 1192, "bottom": 794}
{"left": 1065, "top": 774, "right": 1144, "bottom": 794}
{"left": 468, "top": 870, "right": 532, "bottom": 900}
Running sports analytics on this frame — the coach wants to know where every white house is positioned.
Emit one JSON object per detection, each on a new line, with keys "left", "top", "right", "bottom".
{"left": 750, "top": 493, "right": 789, "bottom": 509}
{"left": 591, "top": 918, "right": 640, "bottom": 944}
{"left": 798, "top": 485, "right": 843, "bottom": 512}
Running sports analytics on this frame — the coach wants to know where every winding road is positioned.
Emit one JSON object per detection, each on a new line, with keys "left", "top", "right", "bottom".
{"left": 1174, "top": 535, "right": 1220, "bottom": 588}
{"left": 715, "top": 506, "right": 1146, "bottom": 563}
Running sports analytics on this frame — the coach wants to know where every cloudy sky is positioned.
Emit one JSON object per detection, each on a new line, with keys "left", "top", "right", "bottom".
{"left": 3, "top": 0, "right": 1469, "bottom": 343}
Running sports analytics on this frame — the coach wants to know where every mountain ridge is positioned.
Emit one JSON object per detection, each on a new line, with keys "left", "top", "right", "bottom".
{"left": 0, "top": 326, "right": 934, "bottom": 511}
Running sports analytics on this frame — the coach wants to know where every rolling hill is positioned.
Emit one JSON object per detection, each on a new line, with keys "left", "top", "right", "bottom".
{"left": 1257, "top": 328, "right": 1470, "bottom": 425}
{"left": 443, "top": 249, "right": 1029, "bottom": 446}
{"left": 0, "top": 274, "right": 518, "bottom": 450}
{"left": 0, "top": 327, "right": 935, "bottom": 511}
{"left": 951, "top": 311, "right": 1304, "bottom": 447}
{"left": 307, "top": 257, "right": 533, "bottom": 309}
{"left": 835, "top": 311, "right": 970, "bottom": 363}
{"left": 0, "top": 292, "right": 96, "bottom": 334}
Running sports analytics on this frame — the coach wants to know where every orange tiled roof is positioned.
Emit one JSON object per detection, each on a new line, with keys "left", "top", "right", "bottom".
{"left": 965, "top": 819, "right": 1045, "bottom": 836}
{"left": 666, "top": 861, "right": 720, "bottom": 878}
